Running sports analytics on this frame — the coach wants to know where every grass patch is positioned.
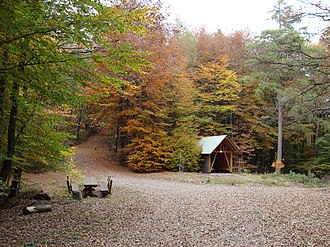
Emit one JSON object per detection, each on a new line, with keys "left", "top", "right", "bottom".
{"left": 204, "top": 176, "right": 246, "bottom": 186}
{"left": 202, "top": 171, "right": 325, "bottom": 188}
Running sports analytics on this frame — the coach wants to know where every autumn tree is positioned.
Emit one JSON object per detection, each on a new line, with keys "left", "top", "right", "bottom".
{"left": 195, "top": 27, "right": 227, "bottom": 65}
{"left": 193, "top": 57, "right": 240, "bottom": 136}
{"left": 163, "top": 26, "right": 201, "bottom": 172}
{"left": 123, "top": 20, "right": 202, "bottom": 172}
{"left": 0, "top": 0, "right": 152, "bottom": 194}
{"left": 166, "top": 75, "right": 201, "bottom": 172}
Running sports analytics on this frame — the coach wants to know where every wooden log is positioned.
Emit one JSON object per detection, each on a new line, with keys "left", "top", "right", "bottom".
{"left": 23, "top": 204, "right": 52, "bottom": 215}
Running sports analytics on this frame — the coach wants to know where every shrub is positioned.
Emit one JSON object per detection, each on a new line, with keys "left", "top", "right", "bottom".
{"left": 126, "top": 131, "right": 172, "bottom": 173}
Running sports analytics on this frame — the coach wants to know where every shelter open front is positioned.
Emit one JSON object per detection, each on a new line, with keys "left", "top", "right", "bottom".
{"left": 199, "top": 135, "right": 238, "bottom": 173}
{"left": 211, "top": 153, "right": 231, "bottom": 172}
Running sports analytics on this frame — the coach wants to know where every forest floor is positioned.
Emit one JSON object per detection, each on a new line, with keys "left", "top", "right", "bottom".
{"left": 1, "top": 134, "right": 330, "bottom": 246}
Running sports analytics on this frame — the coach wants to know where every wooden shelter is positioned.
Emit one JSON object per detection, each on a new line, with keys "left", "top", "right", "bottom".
{"left": 199, "top": 135, "right": 239, "bottom": 173}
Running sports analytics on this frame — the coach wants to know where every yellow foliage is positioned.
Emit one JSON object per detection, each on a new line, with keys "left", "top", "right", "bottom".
{"left": 272, "top": 160, "right": 284, "bottom": 169}
{"left": 61, "top": 148, "right": 75, "bottom": 157}
{"left": 65, "top": 158, "right": 82, "bottom": 182}
{"left": 196, "top": 57, "right": 241, "bottom": 103}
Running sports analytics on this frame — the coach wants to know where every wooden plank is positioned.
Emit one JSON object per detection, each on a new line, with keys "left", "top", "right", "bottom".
{"left": 71, "top": 183, "right": 82, "bottom": 200}
{"left": 214, "top": 151, "right": 233, "bottom": 153}
{"left": 107, "top": 176, "right": 113, "bottom": 195}
{"left": 100, "top": 181, "right": 108, "bottom": 192}
{"left": 71, "top": 183, "right": 79, "bottom": 192}
{"left": 100, "top": 181, "right": 109, "bottom": 197}
{"left": 83, "top": 177, "right": 97, "bottom": 186}
{"left": 224, "top": 153, "right": 230, "bottom": 171}
{"left": 210, "top": 152, "right": 218, "bottom": 171}
{"left": 66, "top": 176, "right": 71, "bottom": 193}
{"left": 229, "top": 152, "right": 233, "bottom": 172}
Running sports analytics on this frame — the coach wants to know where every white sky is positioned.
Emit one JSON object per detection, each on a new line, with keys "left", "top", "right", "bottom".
{"left": 161, "top": 0, "right": 327, "bottom": 37}
{"left": 161, "top": 0, "right": 279, "bottom": 34}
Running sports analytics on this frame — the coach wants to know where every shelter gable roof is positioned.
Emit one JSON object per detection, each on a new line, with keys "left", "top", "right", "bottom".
{"left": 199, "top": 135, "right": 227, "bottom": 154}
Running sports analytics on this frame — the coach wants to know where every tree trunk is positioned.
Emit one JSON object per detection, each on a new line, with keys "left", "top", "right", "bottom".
{"left": 276, "top": 103, "right": 283, "bottom": 174}
{"left": 114, "top": 121, "right": 120, "bottom": 153}
{"left": 9, "top": 167, "right": 22, "bottom": 197}
{"left": 314, "top": 120, "right": 320, "bottom": 158}
{"left": 0, "top": 50, "right": 8, "bottom": 150}
{"left": 114, "top": 98, "right": 123, "bottom": 153}
{"left": 0, "top": 75, "right": 6, "bottom": 150}
{"left": 76, "top": 107, "right": 83, "bottom": 139}
{"left": 0, "top": 81, "right": 19, "bottom": 182}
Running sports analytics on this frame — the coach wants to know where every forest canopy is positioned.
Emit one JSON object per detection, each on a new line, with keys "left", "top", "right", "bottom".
{"left": 0, "top": 0, "right": 329, "bottom": 195}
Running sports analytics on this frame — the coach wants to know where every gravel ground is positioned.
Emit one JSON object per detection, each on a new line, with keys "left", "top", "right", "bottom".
{"left": 0, "top": 135, "right": 329, "bottom": 247}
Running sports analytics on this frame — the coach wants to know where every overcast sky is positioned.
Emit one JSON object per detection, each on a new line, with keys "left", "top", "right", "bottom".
{"left": 161, "top": 0, "right": 279, "bottom": 34}
{"left": 160, "top": 0, "right": 327, "bottom": 37}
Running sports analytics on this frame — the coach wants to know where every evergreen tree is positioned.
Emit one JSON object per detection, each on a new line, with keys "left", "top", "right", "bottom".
{"left": 247, "top": 0, "right": 329, "bottom": 174}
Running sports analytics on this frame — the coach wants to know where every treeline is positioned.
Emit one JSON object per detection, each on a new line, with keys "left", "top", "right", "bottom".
{"left": 0, "top": 0, "right": 329, "bottom": 194}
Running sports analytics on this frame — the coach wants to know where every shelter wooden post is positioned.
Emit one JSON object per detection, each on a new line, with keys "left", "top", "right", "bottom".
{"left": 229, "top": 152, "right": 233, "bottom": 172}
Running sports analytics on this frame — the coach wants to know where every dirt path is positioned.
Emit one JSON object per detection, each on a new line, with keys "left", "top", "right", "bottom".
{"left": 1, "top": 134, "right": 330, "bottom": 246}
{"left": 74, "top": 134, "right": 127, "bottom": 178}
{"left": 73, "top": 134, "right": 208, "bottom": 193}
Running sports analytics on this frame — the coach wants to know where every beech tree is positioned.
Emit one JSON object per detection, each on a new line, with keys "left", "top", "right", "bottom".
{"left": 123, "top": 22, "right": 200, "bottom": 172}
{"left": 0, "top": 0, "right": 151, "bottom": 194}
{"left": 193, "top": 57, "right": 240, "bottom": 136}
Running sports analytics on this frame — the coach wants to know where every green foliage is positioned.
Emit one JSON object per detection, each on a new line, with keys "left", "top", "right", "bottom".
{"left": 259, "top": 171, "right": 321, "bottom": 187}
{"left": 0, "top": 0, "right": 152, "bottom": 182}
{"left": 270, "top": 0, "right": 302, "bottom": 30}
{"left": 286, "top": 171, "right": 321, "bottom": 186}
{"left": 0, "top": 104, "right": 74, "bottom": 174}
{"left": 312, "top": 134, "right": 330, "bottom": 176}
{"left": 167, "top": 132, "right": 201, "bottom": 172}
{"left": 64, "top": 157, "right": 82, "bottom": 182}
{"left": 165, "top": 72, "right": 201, "bottom": 172}
{"left": 0, "top": 179, "right": 7, "bottom": 196}
{"left": 245, "top": 3, "right": 330, "bottom": 172}
{"left": 15, "top": 111, "right": 73, "bottom": 172}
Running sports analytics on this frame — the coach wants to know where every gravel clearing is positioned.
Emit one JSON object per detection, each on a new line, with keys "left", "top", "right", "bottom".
{"left": 1, "top": 135, "right": 329, "bottom": 246}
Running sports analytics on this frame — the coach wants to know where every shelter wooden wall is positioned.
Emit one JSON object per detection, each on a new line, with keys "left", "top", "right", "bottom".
{"left": 201, "top": 140, "right": 235, "bottom": 173}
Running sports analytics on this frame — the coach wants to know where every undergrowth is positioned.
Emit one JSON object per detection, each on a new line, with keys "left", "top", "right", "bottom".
{"left": 204, "top": 171, "right": 324, "bottom": 187}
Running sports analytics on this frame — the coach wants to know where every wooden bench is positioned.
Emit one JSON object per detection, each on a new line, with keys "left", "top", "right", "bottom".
{"left": 67, "top": 175, "right": 112, "bottom": 199}
{"left": 71, "top": 182, "right": 82, "bottom": 200}
{"left": 83, "top": 177, "right": 98, "bottom": 197}
{"left": 100, "top": 181, "right": 109, "bottom": 197}
{"left": 71, "top": 183, "right": 79, "bottom": 192}
{"left": 100, "top": 176, "right": 113, "bottom": 197}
